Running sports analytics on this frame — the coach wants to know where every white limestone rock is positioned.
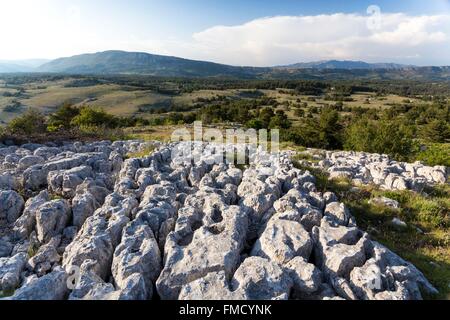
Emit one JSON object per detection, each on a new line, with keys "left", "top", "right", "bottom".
{"left": 35, "top": 199, "right": 71, "bottom": 243}
{"left": 9, "top": 267, "right": 69, "bottom": 300}
{"left": 285, "top": 257, "right": 322, "bottom": 296}
{"left": 251, "top": 218, "right": 313, "bottom": 265}
{"left": 0, "top": 190, "right": 24, "bottom": 226}
{"left": 157, "top": 205, "right": 248, "bottom": 300}
{"left": 112, "top": 220, "right": 161, "bottom": 300}
{"left": 0, "top": 253, "right": 27, "bottom": 292}
{"left": 13, "top": 190, "right": 50, "bottom": 239}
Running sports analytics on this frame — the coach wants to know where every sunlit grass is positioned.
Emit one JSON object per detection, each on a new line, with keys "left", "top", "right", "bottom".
{"left": 125, "top": 145, "right": 156, "bottom": 159}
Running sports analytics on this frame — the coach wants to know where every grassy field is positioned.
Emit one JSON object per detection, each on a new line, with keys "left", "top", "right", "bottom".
{"left": 0, "top": 79, "right": 247, "bottom": 123}
{"left": 0, "top": 76, "right": 435, "bottom": 125}
{"left": 266, "top": 90, "right": 433, "bottom": 125}
{"left": 126, "top": 125, "right": 183, "bottom": 142}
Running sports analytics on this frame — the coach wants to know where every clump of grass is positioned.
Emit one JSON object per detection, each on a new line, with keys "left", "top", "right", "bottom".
{"left": 50, "top": 194, "right": 63, "bottom": 201}
{"left": 373, "top": 186, "right": 449, "bottom": 229}
{"left": 280, "top": 141, "right": 306, "bottom": 152}
{"left": 293, "top": 160, "right": 326, "bottom": 185}
{"left": 27, "top": 242, "right": 40, "bottom": 258}
{"left": 125, "top": 145, "right": 156, "bottom": 159}
{"left": 126, "top": 125, "right": 179, "bottom": 143}
{"left": 130, "top": 132, "right": 171, "bottom": 143}
{"left": 293, "top": 153, "right": 316, "bottom": 162}
{"left": 292, "top": 150, "right": 324, "bottom": 164}
{"left": 293, "top": 159, "right": 354, "bottom": 194}
{"left": 0, "top": 289, "right": 15, "bottom": 298}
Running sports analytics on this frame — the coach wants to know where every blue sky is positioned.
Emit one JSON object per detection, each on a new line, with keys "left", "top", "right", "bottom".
{"left": 0, "top": 0, "right": 449, "bottom": 65}
{"left": 74, "top": 0, "right": 450, "bottom": 38}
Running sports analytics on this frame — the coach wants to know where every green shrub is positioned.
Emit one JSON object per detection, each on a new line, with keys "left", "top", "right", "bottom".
{"left": 283, "top": 107, "right": 343, "bottom": 150}
{"left": 125, "top": 145, "right": 156, "bottom": 159}
{"left": 269, "top": 110, "right": 291, "bottom": 129}
{"left": 7, "top": 109, "right": 47, "bottom": 135}
{"left": 47, "top": 103, "right": 80, "bottom": 131}
{"left": 413, "top": 198, "right": 448, "bottom": 228}
{"left": 415, "top": 143, "right": 450, "bottom": 167}
{"left": 245, "top": 118, "right": 264, "bottom": 130}
{"left": 421, "top": 120, "right": 450, "bottom": 143}
{"left": 344, "top": 117, "right": 415, "bottom": 161}
{"left": 70, "top": 106, "right": 119, "bottom": 128}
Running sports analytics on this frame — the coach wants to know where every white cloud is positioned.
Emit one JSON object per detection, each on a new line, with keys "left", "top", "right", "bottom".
{"left": 173, "top": 13, "right": 450, "bottom": 66}
{"left": 0, "top": 4, "right": 449, "bottom": 66}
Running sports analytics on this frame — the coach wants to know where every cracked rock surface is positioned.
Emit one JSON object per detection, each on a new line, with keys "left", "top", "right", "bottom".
{"left": 0, "top": 140, "right": 442, "bottom": 300}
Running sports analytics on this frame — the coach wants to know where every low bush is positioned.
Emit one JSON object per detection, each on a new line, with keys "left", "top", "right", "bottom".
{"left": 47, "top": 103, "right": 81, "bottom": 131}
{"left": 344, "top": 117, "right": 415, "bottom": 161}
{"left": 415, "top": 143, "right": 450, "bottom": 167}
{"left": 71, "top": 106, "right": 119, "bottom": 128}
{"left": 6, "top": 109, "right": 47, "bottom": 135}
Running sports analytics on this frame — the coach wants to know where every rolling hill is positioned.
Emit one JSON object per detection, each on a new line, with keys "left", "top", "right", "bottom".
{"left": 279, "top": 60, "right": 409, "bottom": 70}
{"left": 37, "top": 50, "right": 267, "bottom": 78}
{"left": 0, "top": 59, "right": 49, "bottom": 73}
{"left": 0, "top": 63, "right": 33, "bottom": 73}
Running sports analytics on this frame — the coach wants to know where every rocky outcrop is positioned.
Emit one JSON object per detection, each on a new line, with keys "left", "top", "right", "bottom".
{"left": 0, "top": 140, "right": 441, "bottom": 300}
{"left": 111, "top": 219, "right": 161, "bottom": 300}
{"left": 156, "top": 197, "right": 248, "bottom": 299}
{"left": 251, "top": 218, "right": 313, "bottom": 265}
{"left": 35, "top": 199, "right": 71, "bottom": 243}
{"left": 28, "top": 236, "right": 61, "bottom": 276}
{"left": 0, "top": 190, "right": 24, "bottom": 226}
{"left": 0, "top": 239, "right": 12, "bottom": 258}
{"left": 179, "top": 257, "right": 293, "bottom": 300}
{"left": 9, "top": 267, "right": 69, "bottom": 300}
{"left": 298, "top": 150, "right": 447, "bottom": 191}
{"left": 0, "top": 253, "right": 27, "bottom": 292}
{"left": 13, "top": 190, "right": 50, "bottom": 239}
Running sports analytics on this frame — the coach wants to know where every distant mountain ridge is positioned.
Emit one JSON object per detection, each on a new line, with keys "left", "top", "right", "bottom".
{"left": 279, "top": 60, "right": 410, "bottom": 70}
{"left": 37, "top": 52, "right": 415, "bottom": 74}
{"left": 0, "top": 50, "right": 448, "bottom": 80}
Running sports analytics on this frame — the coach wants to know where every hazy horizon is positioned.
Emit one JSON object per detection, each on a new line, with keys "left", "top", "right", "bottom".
{"left": 2, "top": 50, "right": 449, "bottom": 69}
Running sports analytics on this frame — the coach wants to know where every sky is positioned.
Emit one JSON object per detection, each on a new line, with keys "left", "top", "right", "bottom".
{"left": 0, "top": 0, "right": 449, "bottom": 66}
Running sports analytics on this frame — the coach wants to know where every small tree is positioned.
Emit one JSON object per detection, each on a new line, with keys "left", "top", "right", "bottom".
{"left": 294, "top": 108, "right": 305, "bottom": 118}
{"left": 269, "top": 110, "right": 291, "bottom": 129}
{"left": 258, "top": 107, "right": 275, "bottom": 128}
{"left": 246, "top": 118, "right": 264, "bottom": 130}
{"left": 312, "top": 106, "right": 343, "bottom": 149}
{"left": 48, "top": 103, "right": 80, "bottom": 131}
{"left": 421, "top": 119, "right": 450, "bottom": 143}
